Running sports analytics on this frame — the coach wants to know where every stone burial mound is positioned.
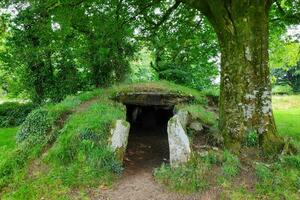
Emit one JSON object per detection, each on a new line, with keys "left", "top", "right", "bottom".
{"left": 1, "top": 81, "right": 219, "bottom": 192}
{"left": 111, "top": 83, "right": 219, "bottom": 168}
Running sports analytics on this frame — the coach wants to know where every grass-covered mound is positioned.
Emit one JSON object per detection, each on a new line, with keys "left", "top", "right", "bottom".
{"left": 0, "top": 81, "right": 215, "bottom": 199}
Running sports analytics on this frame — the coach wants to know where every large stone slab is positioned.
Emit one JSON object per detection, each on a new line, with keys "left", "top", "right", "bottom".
{"left": 110, "top": 120, "right": 130, "bottom": 161}
{"left": 114, "top": 92, "right": 194, "bottom": 106}
{"left": 167, "top": 111, "right": 191, "bottom": 167}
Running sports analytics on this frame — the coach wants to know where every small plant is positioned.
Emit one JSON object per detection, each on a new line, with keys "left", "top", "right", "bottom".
{"left": 200, "top": 151, "right": 222, "bottom": 165}
{"left": 79, "top": 128, "right": 99, "bottom": 142}
{"left": 245, "top": 131, "right": 259, "bottom": 147}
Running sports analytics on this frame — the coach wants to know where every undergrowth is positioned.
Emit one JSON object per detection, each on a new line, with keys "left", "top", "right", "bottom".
{"left": 154, "top": 150, "right": 240, "bottom": 193}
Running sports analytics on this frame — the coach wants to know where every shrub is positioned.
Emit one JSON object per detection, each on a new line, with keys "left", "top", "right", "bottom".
{"left": 0, "top": 102, "right": 36, "bottom": 127}
{"left": 16, "top": 109, "right": 52, "bottom": 143}
{"left": 272, "top": 85, "right": 293, "bottom": 95}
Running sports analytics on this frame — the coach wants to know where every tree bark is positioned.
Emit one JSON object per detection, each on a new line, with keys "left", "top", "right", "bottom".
{"left": 183, "top": 0, "right": 283, "bottom": 153}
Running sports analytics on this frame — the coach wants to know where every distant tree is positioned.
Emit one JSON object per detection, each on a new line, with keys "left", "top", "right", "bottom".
{"left": 0, "top": 0, "right": 137, "bottom": 102}
{"left": 148, "top": 7, "right": 219, "bottom": 90}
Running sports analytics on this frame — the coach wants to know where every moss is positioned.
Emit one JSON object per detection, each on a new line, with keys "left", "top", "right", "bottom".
{"left": 260, "top": 132, "right": 285, "bottom": 156}
{"left": 115, "top": 146, "right": 126, "bottom": 162}
{"left": 121, "top": 120, "right": 130, "bottom": 128}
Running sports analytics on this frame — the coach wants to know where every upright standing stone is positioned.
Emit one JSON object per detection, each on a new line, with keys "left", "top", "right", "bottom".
{"left": 110, "top": 120, "right": 130, "bottom": 161}
{"left": 167, "top": 111, "right": 191, "bottom": 167}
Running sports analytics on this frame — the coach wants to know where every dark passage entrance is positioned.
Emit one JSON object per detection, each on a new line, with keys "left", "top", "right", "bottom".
{"left": 124, "top": 105, "right": 173, "bottom": 173}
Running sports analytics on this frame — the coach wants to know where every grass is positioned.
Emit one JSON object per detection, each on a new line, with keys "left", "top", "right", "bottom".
{"left": 1, "top": 102, "right": 125, "bottom": 199}
{"left": 0, "top": 127, "right": 18, "bottom": 161}
{"left": 0, "top": 88, "right": 104, "bottom": 195}
{"left": 154, "top": 150, "right": 240, "bottom": 193}
{"left": 273, "top": 95, "right": 300, "bottom": 140}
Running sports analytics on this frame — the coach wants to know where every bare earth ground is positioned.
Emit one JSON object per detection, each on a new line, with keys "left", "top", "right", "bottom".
{"left": 90, "top": 121, "right": 221, "bottom": 200}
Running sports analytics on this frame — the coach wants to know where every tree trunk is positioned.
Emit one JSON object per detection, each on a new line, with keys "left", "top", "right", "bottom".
{"left": 185, "top": 0, "right": 283, "bottom": 153}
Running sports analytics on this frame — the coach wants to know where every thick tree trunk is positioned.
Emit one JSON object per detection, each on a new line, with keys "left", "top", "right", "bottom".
{"left": 184, "top": 0, "right": 283, "bottom": 153}
{"left": 211, "top": 1, "right": 283, "bottom": 152}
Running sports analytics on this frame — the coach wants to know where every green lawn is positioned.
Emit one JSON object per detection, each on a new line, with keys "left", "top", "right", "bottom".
{"left": 273, "top": 95, "right": 300, "bottom": 140}
{"left": 0, "top": 127, "right": 18, "bottom": 161}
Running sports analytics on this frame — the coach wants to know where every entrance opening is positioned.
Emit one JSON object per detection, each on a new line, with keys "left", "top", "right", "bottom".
{"left": 124, "top": 104, "right": 174, "bottom": 173}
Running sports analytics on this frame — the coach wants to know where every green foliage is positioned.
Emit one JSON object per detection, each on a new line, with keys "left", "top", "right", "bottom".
{"left": 272, "top": 84, "right": 294, "bottom": 95}
{"left": 201, "top": 87, "right": 220, "bottom": 98}
{"left": 0, "top": 102, "right": 36, "bottom": 127}
{"left": 129, "top": 48, "right": 159, "bottom": 82}
{"left": 146, "top": 7, "right": 219, "bottom": 90}
{"left": 244, "top": 131, "right": 259, "bottom": 147}
{"left": 270, "top": 42, "right": 300, "bottom": 70}
{"left": 16, "top": 109, "right": 52, "bottom": 143}
{"left": 280, "top": 155, "right": 300, "bottom": 168}
{"left": 0, "top": 0, "right": 136, "bottom": 103}
{"left": 272, "top": 62, "right": 300, "bottom": 92}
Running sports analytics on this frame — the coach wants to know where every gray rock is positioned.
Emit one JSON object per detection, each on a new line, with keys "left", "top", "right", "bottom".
{"left": 110, "top": 120, "right": 130, "bottom": 161}
{"left": 176, "top": 110, "right": 189, "bottom": 127}
{"left": 167, "top": 112, "right": 191, "bottom": 167}
{"left": 189, "top": 121, "right": 203, "bottom": 132}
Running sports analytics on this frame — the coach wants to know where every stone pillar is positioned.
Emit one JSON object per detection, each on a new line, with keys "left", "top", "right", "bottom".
{"left": 110, "top": 120, "right": 130, "bottom": 161}
{"left": 167, "top": 111, "right": 191, "bottom": 167}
